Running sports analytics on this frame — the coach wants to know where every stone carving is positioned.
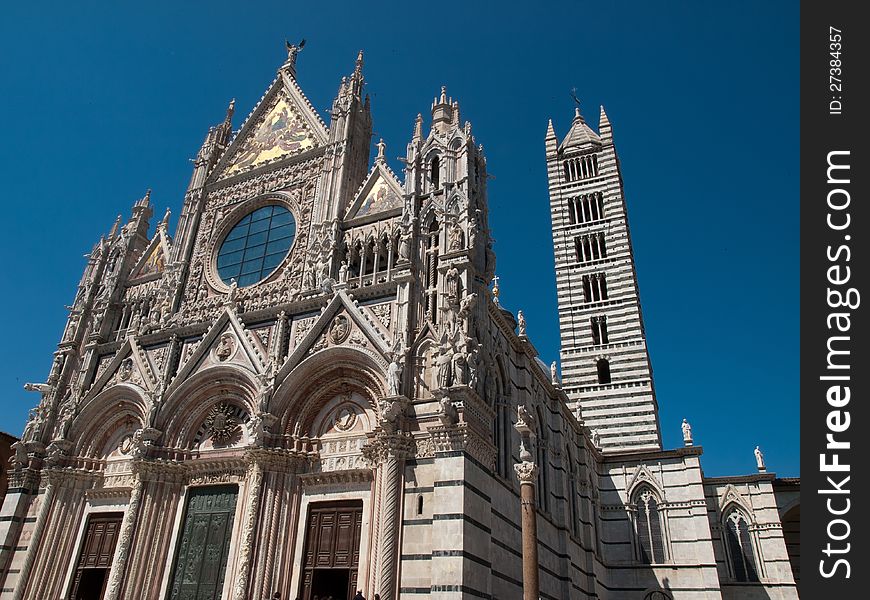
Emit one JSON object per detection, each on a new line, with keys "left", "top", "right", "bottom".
{"left": 119, "top": 434, "right": 134, "bottom": 455}
{"left": 10, "top": 440, "right": 29, "bottom": 470}
{"left": 754, "top": 446, "right": 765, "bottom": 471}
{"left": 339, "top": 260, "right": 349, "bottom": 283}
{"left": 118, "top": 358, "right": 134, "bottom": 381}
{"left": 514, "top": 460, "right": 538, "bottom": 483}
{"left": 334, "top": 406, "right": 357, "bottom": 432}
{"left": 387, "top": 357, "right": 403, "bottom": 396}
{"left": 437, "top": 394, "right": 457, "bottom": 425}
{"left": 215, "top": 333, "right": 236, "bottom": 361}
{"left": 329, "top": 315, "right": 351, "bottom": 344}
{"left": 682, "top": 419, "right": 693, "bottom": 446}
{"left": 550, "top": 361, "right": 560, "bottom": 385}
{"left": 205, "top": 403, "right": 241, "bottom": 444}
{"left": 517, "top": 310, "right": 527, "bottom": 336}
{"left": 592, "top": 430, "right": 601, "bottom": 448}
{"left": 448, "top": 220, "right": 464, "bottom": 251}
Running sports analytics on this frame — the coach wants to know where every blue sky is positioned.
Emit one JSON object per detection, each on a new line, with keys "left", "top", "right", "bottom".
{"left": 0, "top": 1, "right": 798, "bottom": 476}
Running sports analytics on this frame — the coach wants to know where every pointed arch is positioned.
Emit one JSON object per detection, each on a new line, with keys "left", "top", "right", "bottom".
{"left": 271, "top": 345, "right": 386, "bottom": 437}
{"left": 69, "top": 384, "right": 149, "bottom": 458}
{"left": 160, "top": 364, "right": 258, "bottom": 448}
{"left": 631, "top": 484, "right": 667, "bottom": 564}
{"left": 723, "top": 506, "right": 760, "bottom": 582}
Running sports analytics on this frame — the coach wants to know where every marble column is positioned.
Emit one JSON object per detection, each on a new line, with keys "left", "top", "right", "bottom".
{"left": 363, "top": 426, "right": 413, "bottom": 600}
{"left": 11, "top": 482, "right": 55, "bottom": 600}
{"left": 232, "top": 458, "right": 264, "bottom": 600}
{"left": 514, "top": 461, "right": 539, "bottom": 600}
{"left": 104, "top": 475, "right": 144, "bottom": 600}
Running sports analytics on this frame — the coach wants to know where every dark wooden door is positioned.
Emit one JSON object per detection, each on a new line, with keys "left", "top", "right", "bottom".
{"left": 68, "top": 512, "right": 123, "bottom": 600}
{"left": 300, "top": 501, "right": 363, "bottom": 600}
{"left": 168, "top": 485, "right": 239, "bottom": 600}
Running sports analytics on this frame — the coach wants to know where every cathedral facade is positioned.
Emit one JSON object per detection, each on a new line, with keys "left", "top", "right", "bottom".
{"left": 0, "top": 46, "right": 799, "bottom": 600}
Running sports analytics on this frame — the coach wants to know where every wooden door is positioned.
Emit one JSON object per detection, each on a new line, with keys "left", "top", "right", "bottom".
{"left": 68, "top": 512, "right": 123, "bottom": 600}
{"left": 300, "top": 501, "right": 363, "bottom": 600}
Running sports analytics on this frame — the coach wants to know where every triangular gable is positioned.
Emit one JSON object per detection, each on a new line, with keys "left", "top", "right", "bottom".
{"left": 626, "top": 464, "right": 664, "bottom": 500}
{"left": 86, "top": 337, "right": 158, "bottom": 400}
{"left": 345, "top": 162, "right": 404, "bottom": 220}
{"left": 211, "top": 72, "right": 328, "bottom": 182}
{"left": 167, "top": 307, "right": 269, "bottom": 394}
{"left": 128, "top": 228, "right": 172, "bottom": 281}
{"left": 718, "top": 484, "right": 755, "bottom": 517}
{"left": 278, "top": 290, "right": 392, "bottom": 378}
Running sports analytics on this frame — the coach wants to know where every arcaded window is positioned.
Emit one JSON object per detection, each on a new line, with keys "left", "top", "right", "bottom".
{"left": 634, "top": 488, "right": 666, "bottom": 564}
{"left": 725, "top": 510, "right": 759, "bottom": 582}
{"left": 591, "top": 316, "right": 608, "bottom": 345}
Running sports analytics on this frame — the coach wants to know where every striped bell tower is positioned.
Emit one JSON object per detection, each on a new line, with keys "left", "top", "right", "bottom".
{"left": 545, "top": 105, "right": 661, "bottom": 452}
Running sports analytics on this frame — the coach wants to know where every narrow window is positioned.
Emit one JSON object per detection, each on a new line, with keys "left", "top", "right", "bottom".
{"left": 417, "top": 495, "right": 424, "bottom": 515}
{"left": 596, "top": 193, "right": 605, "bottom": 219}
{"left": 635, "top": 489, "right": 665, "bottom": 564}
{"left": 725, "top": 511, "right": 759, "bottom": 582}
{"left": 575, "top": 237, "right": 583, "bottom": 262}
{"left": 430, "top": 156, "right": 440, "bottom": 190}
{"left": 563, "top": 161, "right": 571, "bottom": 182}
{"left": 591, "top": 316, "right": 608, "bottom": 345}
{"left": 597, "top": 232, "right": 607, "bottom": 258}
{"left": 599, "top": 274, "right": 608, "bottom": 300}
{"left": 582, "top": 275, "right": 593, "bottom": 302}
{"left": 597, "top": 358, "right": 611, "bottom": 384}
{"left": 536, "top": 407, "right": 550, "bottom": 513}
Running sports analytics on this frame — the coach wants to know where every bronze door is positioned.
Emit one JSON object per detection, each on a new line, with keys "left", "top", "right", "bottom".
{"left": 68, "top": 512, "right": 123, "bottom": 600}
{"left": 168, "top": 485, "right": 239, "bottom": 600}
{"left": 300, "top": 501, "right": 363, "bottom": 600}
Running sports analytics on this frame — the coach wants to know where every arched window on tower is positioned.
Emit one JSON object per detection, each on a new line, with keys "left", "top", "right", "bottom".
{"left": 724, "top": 510, "right": 760, "bottom": 582}
{"left": 596, "top": 358, "right": 611, "bottom": 384}
{"left": 430, "top": 156, "right": 440, "bottom": 190}
{"left": 633, "top": 487, "right": 666, "bottom": 564}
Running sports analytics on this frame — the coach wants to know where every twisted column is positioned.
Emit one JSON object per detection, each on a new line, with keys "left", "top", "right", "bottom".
{"left": 232, "top": 459, "right": 264, "bottom": 600}
{"left": 104, "top": 476, "right": 144, "bottom": 600}
{"left": 377, "top": 456, "right": 401, "bottom": 600}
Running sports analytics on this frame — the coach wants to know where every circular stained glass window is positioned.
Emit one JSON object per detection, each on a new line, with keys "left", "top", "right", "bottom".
{"left": 217, "top": 205, "right": 296, "bottom": 287}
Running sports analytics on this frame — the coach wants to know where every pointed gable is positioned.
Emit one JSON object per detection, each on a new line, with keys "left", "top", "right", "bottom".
{"left": 345, "top": 155, "right": 404, "bottom": 221}
{"left": 212, "top": 69, "right": 328, "bottom": 182}
{"left": 128, "top": 227, "right": 171, "bottom": 281}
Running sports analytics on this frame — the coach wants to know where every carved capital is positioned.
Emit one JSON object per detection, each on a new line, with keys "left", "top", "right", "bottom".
{"left": 514, "top": 460, "right": 538, "bottom": 483}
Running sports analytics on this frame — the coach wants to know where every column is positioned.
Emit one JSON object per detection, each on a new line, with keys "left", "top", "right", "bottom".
{"left": 103, "top": 475, "right": 144, "bottom": 600}
{"left": 232, "top": 458, "right": 264, "bottom": 600}
{"left": 11, "top": 482, "right": 55, "bottom": 600}
{"left": 514, "top": 409, "right": 540, "bottom": 600}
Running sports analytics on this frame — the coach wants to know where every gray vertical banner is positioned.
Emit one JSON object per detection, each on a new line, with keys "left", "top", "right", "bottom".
{"left": 801, "top": 1, "right": 868, "bottom": 597}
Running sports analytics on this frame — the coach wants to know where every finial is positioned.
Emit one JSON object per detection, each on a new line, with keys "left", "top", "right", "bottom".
{"left": 375, "top": 138, "right": 386, "bottom": 163}
{"left": 159, "top": 207, "right": 171, "bottom": 231}
{"left": 413, "top": 113, "right": 423, "bottom": 140}
{"left": 355, "top": 50, "right": 364, "bottom": 72}
{"left": 109, "top": 214, "right": 122, "bottom": 237}
{"left": 440, "top": 86, "right": 447, "bottom": 104}
{"left": 225, "top": 98, "right": 235, "bottom": 121}
{"left": 492, "top": 274, "right": 500, "bottom": 305}
{"left": 574, "top": 106, "right": 583, "bottom": 121}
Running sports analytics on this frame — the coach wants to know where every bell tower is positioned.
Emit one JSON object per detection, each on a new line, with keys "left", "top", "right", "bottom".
{"left": 546, "top": 105, "right": 661, "bottom": 451}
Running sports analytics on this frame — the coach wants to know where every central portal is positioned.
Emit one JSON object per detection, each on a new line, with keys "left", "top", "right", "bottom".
{"left": 299, "top": 500, "right": 363, "bottom": 600}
